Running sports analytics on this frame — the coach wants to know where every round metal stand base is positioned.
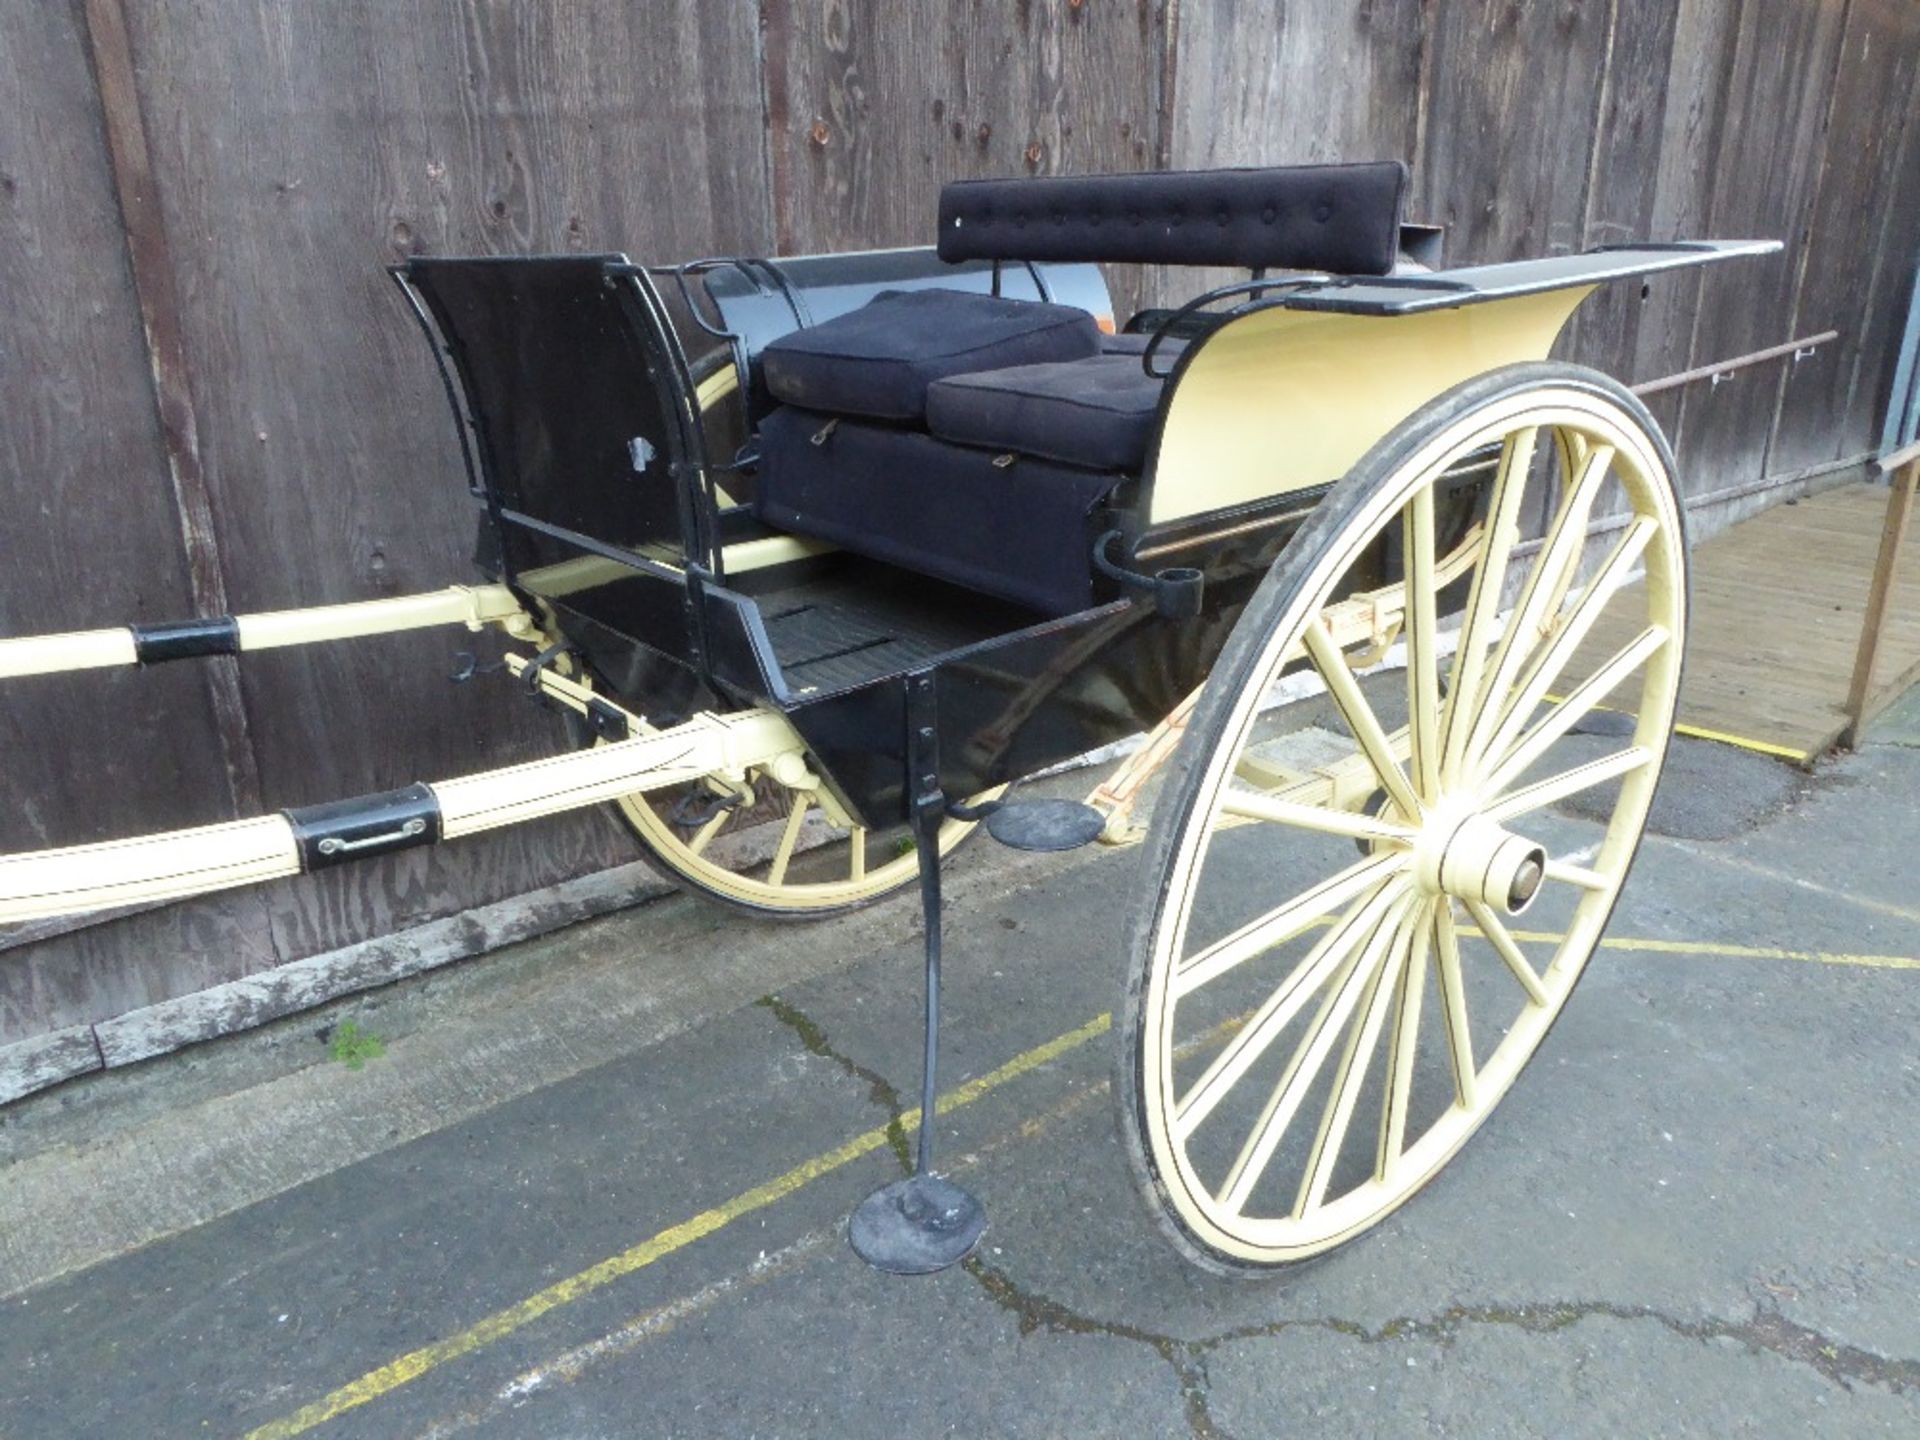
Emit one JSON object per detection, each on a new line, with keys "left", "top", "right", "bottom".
{"left": 848, "top": 1173, "right": 986, "bottom": 1274}
{"left": 985, "top": 798, "right": 1106, "bottom": 853}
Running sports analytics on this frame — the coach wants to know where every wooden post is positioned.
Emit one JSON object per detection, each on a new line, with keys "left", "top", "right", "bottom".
{"left": 79, "top": 0, "right": 263, "bottom": 815}
{"left": 1841, "top": 443, "right": 1920, "bottom": 748}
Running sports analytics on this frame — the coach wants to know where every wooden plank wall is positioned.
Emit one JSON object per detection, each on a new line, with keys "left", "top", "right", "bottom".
{"left": 3, "top": 0, "right": 1918, "bottom": 1048}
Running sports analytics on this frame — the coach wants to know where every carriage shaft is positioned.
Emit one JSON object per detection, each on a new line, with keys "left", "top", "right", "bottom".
{"left": 0, "top": 707, "right": 800, "bottom": 925}
{"left": 0, "top": 584, "right": 532, "bottom": 681}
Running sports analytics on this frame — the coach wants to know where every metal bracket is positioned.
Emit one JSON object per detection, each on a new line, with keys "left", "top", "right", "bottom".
{"left": 284, "top": 783, "right": 441, "bottom": 872}
{"left": 130, "top": 616, "right": 240, "bottom": 665}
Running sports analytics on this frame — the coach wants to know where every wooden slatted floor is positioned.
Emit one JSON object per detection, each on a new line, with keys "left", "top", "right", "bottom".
{"left": 1572, "top": 482, "right": 1920, "bottom": 765}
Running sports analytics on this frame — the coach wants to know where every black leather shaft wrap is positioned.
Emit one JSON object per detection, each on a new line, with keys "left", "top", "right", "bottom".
{"left": 130, "top": 616, "right": 240, "bottom": 664}
{"left": 937, "top": 162, "right": 1408, "bottom": 275}
{"left": 284, "top": 782, "right": 441, "bottom": 872}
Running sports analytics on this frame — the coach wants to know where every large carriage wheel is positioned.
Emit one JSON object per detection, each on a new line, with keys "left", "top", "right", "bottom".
{"left": 1117, "top": 363, "right": 1686, "bottom": 1275}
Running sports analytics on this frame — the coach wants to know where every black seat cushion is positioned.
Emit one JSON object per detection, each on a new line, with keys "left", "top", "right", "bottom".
{"left": 760, "top": 288, "right": 1101, "bottom": 422}
{"left": 755, "top": 407, "right": 1117, "bottom": 615}
{"left": 926, "top": 353, "right": 1166, "bottom": 473}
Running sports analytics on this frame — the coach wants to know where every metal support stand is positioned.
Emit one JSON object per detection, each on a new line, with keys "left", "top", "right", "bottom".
{"left": 848, "top": 673, "right": 987, "bottom": 1274}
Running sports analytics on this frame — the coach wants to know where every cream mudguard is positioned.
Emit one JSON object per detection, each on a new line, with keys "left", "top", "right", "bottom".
{"left": 1142, "top": 242, "right": 1777, "bottom": 526}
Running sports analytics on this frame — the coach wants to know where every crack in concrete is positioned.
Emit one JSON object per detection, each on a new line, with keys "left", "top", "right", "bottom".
{"left": 755, "top": 994, "right": 913, "bottom": 1173}
{"left": 962, "top": 1259, "right": 1920, "bottom": 1429}
{"left": 1207, "top": 1298, "right": 1920, "bottom": 1398}
{"left": 750, "top": 997, "right": 1232, "bottom": 1437}
{"left": 967, "top": 1257, "right": 1228, "bottom": 1439}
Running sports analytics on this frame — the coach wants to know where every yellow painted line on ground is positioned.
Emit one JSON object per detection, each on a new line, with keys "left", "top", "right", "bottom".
{"left": 1539, "top": 692, "right": 1808, "bottom": 762}
{"left": 246, "top": 913, "right": 1912, "bottom": 1437}
{"left": 1592, "top": 933, "right": 1918, "bottom": 971}
{"left": 1478, "top": 925, "right": 1917, "bottom": 972}
{"left": 244, "top": 1011, "right": 1111, "bottom": 1440}
{"left": 1670, "top": 721, "right": 1809, "bottom": 762}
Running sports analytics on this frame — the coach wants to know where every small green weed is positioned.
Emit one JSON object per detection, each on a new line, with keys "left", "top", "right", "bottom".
{"left": 328, "top": 1020, "right": 386, "bottom": 1071}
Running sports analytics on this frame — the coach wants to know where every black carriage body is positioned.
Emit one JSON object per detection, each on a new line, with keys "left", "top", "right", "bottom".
{"left": 396, "top": 246, "right": 1294, "bottom": 828}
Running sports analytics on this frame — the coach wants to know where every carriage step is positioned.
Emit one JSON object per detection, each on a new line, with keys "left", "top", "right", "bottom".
{"left": 981, "top": 799, "right": 1107, "bottom": 853}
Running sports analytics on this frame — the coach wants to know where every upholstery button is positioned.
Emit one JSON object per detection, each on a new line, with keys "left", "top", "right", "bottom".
{"left": 1314, "top": 201, "right": 1332, "bottom": 222}
{"left": 1261, "top": 206, "right": 1276, "bottom": 224}
{"left": 1216, "top": 208, "right": 1229, "bottom": 227}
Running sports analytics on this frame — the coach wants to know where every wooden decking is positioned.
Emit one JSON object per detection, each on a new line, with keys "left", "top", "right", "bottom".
{"left": 1575, "top": 482, "right": 1920, "bottom": 765}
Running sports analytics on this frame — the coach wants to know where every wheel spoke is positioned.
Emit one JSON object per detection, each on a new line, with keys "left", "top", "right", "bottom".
{"left": 1175, "top": 853, "right": 1404, "bottom": 997}
{"left": 1405, "top": 485, "right": 1442, "bottom": 799}
{"left": 1471, "top": 518, "right": 1657, "bottom": 775}
{"left": 1174, "top": 880, "right": 1404, "bottom": 1140}
{"left": 848, "top": 825, "right": 867, "bottom": 881}
{"left": 1463, "top": 900, "right": 1550, "bottom": 1007}
{"left": 1485, "top": 746, "right": 1651, "bottom": 822}
{"left": 1375, "top": 898, "right": 1434, "bottom": 1182}
{"left": 1218, "top": 892, "right": 1415, "bottom": 1214}
{"left": 1303, "top": 620, "right": 1423, "bottom": 820}
{"left": 766, "top": 793, "right": 813, "bottom": 886}
{"left": 1295, "top": 901, "right": 1421, "bottom": 1216}
{"left": 1480, "top": 626, "right": 1668, "bottom": 797}
{"left": 1219, "top": 789, "right": 1417, "bottom": 845}
{"left": 1434, "top": 902, "right": 1479, "bottom": 1110}
{"left": 1546, "top": 859, "right": 1611, "bottom": 892}
{"left": 1525, "top": 444, "right": 1615, "bottom": 649}
{"left": 1460, "top": 476, "right": 1641, "bottom": 771}
{"left": 1441, "top": 425, "right": 1537, "bottom": 785}
{"left": 685, "top": 803, "right": 732, "bottom": 857}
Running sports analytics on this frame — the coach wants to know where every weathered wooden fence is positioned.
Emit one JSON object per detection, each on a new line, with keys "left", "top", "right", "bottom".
{"left": 3, "top": 0, "right": 1918, "bottom": 1084}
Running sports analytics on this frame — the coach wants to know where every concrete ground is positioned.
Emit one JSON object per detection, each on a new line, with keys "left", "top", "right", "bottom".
{"left": 1, "top": 690, "right": 1917, "bottom": 1439}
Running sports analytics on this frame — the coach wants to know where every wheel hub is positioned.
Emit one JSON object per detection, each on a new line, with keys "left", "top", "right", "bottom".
{"left": 1413, "top": 804, "right": 1547, "bottom": 915}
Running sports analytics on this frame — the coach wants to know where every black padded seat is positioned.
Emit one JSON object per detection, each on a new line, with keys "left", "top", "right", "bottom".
{"left": 760, "top": 288, "right": 1101, "bottom": 422}
{"left": 926, "top": 353, "right": 1166, "bottom": 473}
{"left": 755, "top": 407, "right": 1118, "bottom": 616}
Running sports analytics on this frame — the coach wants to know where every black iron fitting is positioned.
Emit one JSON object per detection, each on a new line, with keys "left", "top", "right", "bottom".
{"left": 1093, "top": 530, "right": 1204, "bottom": 621}
{"left": 130, "top": 616, "right": 240, "bottom": 665}
{"left": 284, "top": 783, "right": 441, "bottom": 872}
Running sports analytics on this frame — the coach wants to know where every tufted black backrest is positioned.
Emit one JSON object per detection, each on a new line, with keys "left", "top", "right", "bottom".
{"left": 937, "top": 162, "right": 1408, "bottom": 275}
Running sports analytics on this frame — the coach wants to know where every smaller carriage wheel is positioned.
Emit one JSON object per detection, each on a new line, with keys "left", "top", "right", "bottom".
{"left": 548, "top": 676, "right": 1001, "bottom": 918}
{"left": 602, "top": 760, "right": 1002, "bottom": 919}
{"left": 1118, "top": 363, "right": 1686, "bottom": 1274}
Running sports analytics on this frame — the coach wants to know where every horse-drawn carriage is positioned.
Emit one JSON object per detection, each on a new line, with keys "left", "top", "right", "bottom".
{"left": 0, "top": 162, "right": 1773, "bottom": 1275}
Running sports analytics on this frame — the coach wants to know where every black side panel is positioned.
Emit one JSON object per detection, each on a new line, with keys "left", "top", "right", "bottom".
{"left": 401, "top": 256, "right": 701, "bottom": 569}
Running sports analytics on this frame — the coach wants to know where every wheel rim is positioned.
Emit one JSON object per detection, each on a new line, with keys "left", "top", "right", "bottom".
{"left": 1139, "top": 382, "right": 1685, "bottom": 1264}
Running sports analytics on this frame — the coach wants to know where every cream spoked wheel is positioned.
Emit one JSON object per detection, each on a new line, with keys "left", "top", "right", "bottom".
{"left": 546, "top": 670, "right": 1000, "bottom": 918}
{"left": 604, "top": 755, "right": 1001, "bottom": 918}
{"left": 1117, "top": 363, "right": 1687, "bottom": 1274}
